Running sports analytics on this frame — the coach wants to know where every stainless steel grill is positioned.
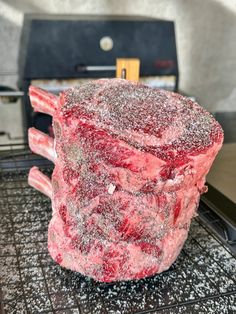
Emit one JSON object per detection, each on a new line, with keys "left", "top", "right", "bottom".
{"left": 0, "top": 145, "right": 236, "bottom": 313}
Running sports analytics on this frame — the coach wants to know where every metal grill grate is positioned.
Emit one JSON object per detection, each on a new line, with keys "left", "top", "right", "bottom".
{"left": 0, "top": 146, "right": 236, "bottom": 313}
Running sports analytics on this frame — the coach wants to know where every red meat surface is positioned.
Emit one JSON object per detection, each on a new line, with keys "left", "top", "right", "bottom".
{"left": 28, "top": 79, "right": 223, "bottom": 282}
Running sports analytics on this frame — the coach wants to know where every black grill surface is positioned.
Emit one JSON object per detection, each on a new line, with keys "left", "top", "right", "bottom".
{"left": 0, "top": 148, "right": 236, "bottom": 313}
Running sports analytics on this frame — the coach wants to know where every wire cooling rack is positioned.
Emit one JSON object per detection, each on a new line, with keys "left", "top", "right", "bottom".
{"left": 0, "top": 146, "right": 236, "bottom": 313}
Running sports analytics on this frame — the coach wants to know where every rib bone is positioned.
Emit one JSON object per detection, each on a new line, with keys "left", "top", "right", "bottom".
{"left": 28, "top": 166, "right": 52, "bottom": 198}
{"left": 29, "top": 86, "right": 58, "bottom": 115}
{"left": 28, "top": 127, "right": 55, "bottom": 162}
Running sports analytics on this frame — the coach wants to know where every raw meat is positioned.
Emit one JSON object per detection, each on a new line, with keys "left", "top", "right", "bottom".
{"left": 28, "top": 79, "right": 223, "bottom": 282}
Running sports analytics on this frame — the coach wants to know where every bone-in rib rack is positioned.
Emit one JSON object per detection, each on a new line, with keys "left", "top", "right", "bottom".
{"left": 0, "top": 150, "right": 236, "bottom": 313}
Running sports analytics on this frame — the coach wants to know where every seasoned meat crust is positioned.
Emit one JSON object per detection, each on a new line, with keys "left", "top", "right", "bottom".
{"left": 28, "top": 79, "right": 223, "bottom": 282}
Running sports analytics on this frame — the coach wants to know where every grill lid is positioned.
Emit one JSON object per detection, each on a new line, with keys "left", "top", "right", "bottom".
{"left": 18, "top": 14, "right": 179, "bottom": 85}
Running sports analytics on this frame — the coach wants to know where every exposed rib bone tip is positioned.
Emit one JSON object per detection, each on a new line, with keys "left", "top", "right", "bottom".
{"left": 28, "top": 166, "right": 52, "bottom": 199}
{"left": 28, "top": 127, "right": 55, "bottom": 163}
{"left": 28, "top": 85, "right": 58, "bottom": 116}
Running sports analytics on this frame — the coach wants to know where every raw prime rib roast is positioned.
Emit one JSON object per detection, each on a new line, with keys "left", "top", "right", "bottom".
{"left": 28, "top": 79, "right": 223, "bottom": 282}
